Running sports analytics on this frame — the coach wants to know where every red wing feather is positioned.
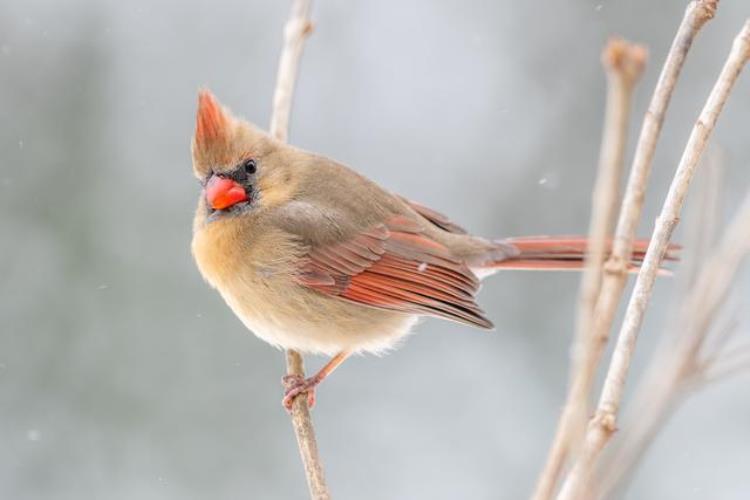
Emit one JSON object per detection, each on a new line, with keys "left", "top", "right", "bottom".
{"left": 296, "top": 217, "right": 492, "bottom": 329}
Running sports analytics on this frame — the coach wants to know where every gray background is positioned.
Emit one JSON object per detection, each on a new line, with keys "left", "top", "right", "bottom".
{"left": 1, "top": 0, "right": 749, "bottom": 499}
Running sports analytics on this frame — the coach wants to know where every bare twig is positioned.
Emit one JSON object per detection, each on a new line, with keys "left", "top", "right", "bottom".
{"left": 595, "top": 189, "right": 750, "bottom": 499}
{"left": 557, "top": 19, "right": 750, "bottom": 499}
{"left": 284, "top": 350, "right": 330, "bottom": 500}
{"left": 270, "top": 0, "right": 314, "bottom": 143}
{"left": 268, "top": 2, "right": 329, "bottom": 499}
{"left": 533, "top": 4, "right": 718, "bottom": 496}
{"left": 600, "top": 0, "right": 718, "bottom": 296}
{"left": 579, "top": 40, "right": 647, "bottom": 330}
{"left": 531, "top": 39, "right": 646, "bottom": 500}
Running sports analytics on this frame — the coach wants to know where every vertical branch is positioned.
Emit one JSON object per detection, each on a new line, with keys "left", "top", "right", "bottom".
{"left": 591, "top": 0, "right": 717, "bottom": 332}
{"left": 284, "top": 350, "right": 329, "bottom": 500}
{"left": 531, "top": 39, "right": 646, "bottom": 500}
{"left": 269, "top": 0, "right": 314, "bottom": 142}
{"left": 268, "top": 2, "right": 329, "bottom": 499}
{"left": 595, "top": 189, "right": 750, "bottom": 499}
{"left": 532, "top": 2, "right": 718, "bottom": 498}
{"left": 578, "top": 40, "right": 646, "bottom": 333}
{"left": 587, "top": 0, "right": 717, "bottom": 415}
{"left": 557, "top": 20, "right": 750, "bottom": 500}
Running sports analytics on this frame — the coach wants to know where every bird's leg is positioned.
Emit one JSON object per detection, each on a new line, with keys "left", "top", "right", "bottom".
{"left": 282, "top": 351, "right": 350, "bottom": 410}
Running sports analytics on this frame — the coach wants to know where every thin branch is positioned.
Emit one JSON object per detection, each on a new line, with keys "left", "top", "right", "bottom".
{"left": 270, "top": 0, "right": 314, "bottom": 143}
{"left": 586, "top": 0, "right": 719, "bottom": 372}
{"left": 533, "top": 1, "right": 721, "bottom": 495}
{"left": 557, "top": 19, "right": 750, "bottom": 500}
{"left": 594, "top": 188, "right": 750, "bottom": 499}
{"left": 268, "top": 2, "right": 329, "bottom": 499}
{"left": 582, "top": 0, "right": 717, "bottom": 427}
{"left": 594, "top": 380, "right": 684, "bottom": 500}
{"left": 602, "top": 0, "right": 718, "bottom": 290}
{"left": 284, "top": 350, "right": 330, "bottom": 500}
{"left": 579, "top": 40, "right": 647, "bottom": 332}
{"left": 590, "top": 157, "right": 725, "bottom": 499}
{"left": 531, "top": 38, "right": 646, "bottom": 500}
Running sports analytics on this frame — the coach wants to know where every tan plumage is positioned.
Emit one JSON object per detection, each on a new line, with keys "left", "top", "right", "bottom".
{"left": 191, "top": 91, "right": 498, "bottom": 355}
{"left": 190, "top": 90, "right": 671, "bottom": 406}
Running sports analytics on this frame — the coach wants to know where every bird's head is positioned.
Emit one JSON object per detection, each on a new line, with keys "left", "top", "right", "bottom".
{"left": 191, "top": 89, "right": 291, "bottom": 219}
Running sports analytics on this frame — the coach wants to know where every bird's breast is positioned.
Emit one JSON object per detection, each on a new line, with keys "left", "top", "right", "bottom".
{"left": 191, "top": 215, "right": 419, "bottom": 355}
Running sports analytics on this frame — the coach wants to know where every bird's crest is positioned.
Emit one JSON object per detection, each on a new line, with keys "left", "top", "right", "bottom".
{"left": 195, "top": 89, "right": 232, "bottom": 147}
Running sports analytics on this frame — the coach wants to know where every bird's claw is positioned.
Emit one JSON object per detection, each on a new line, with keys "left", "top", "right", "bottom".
{"left": 282, "top": 374, "right": 317, "bottom": 411}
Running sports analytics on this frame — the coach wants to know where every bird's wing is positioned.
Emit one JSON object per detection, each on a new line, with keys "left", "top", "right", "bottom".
{"left": 295, "top": 215, "right": 493, "bottom": 329}
{"left": 397, "top": 196, "right": 468, "bottom": 234}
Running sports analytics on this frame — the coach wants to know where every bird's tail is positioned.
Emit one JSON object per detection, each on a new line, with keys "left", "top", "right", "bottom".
{"left": 481, "top": 236, "right": 679, "bottom": 272}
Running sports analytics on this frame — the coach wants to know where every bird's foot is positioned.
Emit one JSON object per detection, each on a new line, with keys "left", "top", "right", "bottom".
{"left": 282, "top": 374, "right": 319, "bottom": 411}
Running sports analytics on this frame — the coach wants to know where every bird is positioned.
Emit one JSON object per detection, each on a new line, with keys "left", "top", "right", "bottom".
{"left": 190, "top": 89, "right": 671, "bottom": 409}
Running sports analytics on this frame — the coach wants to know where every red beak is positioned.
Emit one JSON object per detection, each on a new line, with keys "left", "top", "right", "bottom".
{"left": 205, "top": 176, "right": 248, "bottom": 210}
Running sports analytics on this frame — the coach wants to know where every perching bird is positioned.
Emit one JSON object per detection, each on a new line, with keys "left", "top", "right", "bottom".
{"left": 190, "top": 89, "right": 665, "bottom": 409}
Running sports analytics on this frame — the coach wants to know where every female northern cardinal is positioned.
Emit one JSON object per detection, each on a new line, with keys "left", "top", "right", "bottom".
{"left": 190, "top": 89, "right": 664, "bottom": 409}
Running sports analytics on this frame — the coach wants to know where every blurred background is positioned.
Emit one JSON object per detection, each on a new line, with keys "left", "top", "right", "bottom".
{"left": 1, "top": 0, "right": 749, "bottom": 498}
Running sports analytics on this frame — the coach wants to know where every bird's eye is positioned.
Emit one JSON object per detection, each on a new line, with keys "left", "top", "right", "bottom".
{"left": 242, "top": 158, "right": 257, "bottom": 175}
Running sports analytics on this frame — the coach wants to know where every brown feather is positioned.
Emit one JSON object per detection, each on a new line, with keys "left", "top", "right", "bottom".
{"left": 191, "top": 91, "right": 679, "bottom": 356}
{"left": 297, "top": 216, "right": 493, "bottom": 329}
